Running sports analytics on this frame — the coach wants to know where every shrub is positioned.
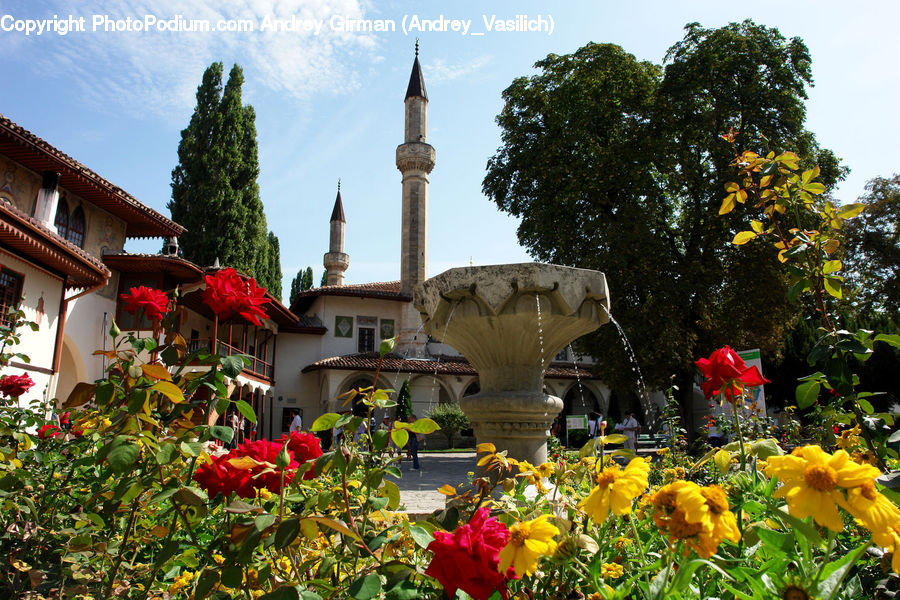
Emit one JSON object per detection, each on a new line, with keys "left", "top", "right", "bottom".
{"left": 428, "top": 402, "right": 470, "bottom": 449}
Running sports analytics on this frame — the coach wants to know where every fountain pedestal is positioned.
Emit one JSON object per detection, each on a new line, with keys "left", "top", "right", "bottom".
{"left": 414, "top": 263, "right": 610, "bottom": 465}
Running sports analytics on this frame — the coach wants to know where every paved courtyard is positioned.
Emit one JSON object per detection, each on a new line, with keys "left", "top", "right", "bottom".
{"left": 388, "top": 451, "right": 477, "bottom": 518}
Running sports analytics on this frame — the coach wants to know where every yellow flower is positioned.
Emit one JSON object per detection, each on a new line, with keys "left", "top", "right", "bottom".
{"left": 835, "top": 426, "right": 860, "bottom": 450}
{"left": 845, "top": 480, "right": 900, "bottom": 545}
{"left": 763, "top": 445, "right": 882, "bottom": 531}
{"left": 578, "top": 457, "right": 650, "bottom": 524}
{"left": 168, "top": 571, "right": 195, "bottom": 594}
{"left": 212, "top": 553, "right": 225, "bottom": 565}
{"left": 498, "top": 515, "right": 559, "bottom": 577}
{"left": 651, "top": 481, "right": 740, "bottom": 557}
{"left": 694, "top": 485, "right": 741, "bottom": 557}
{"left": 600, "top": 562, "right": 624, "bottom": 580}
{"left": 258, "top": 487, "right": 274, "bottom": 501}
{"left": 652, "top": 481, "right": 705, "bottom": 542}
{"left": 536, "top": 462, "right": 554, "bottom": 479}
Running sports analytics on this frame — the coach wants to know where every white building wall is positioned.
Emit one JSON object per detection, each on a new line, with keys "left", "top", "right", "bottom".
{"left": 66, "top": 292, "right": 116, "bottom": 385}
{"left": 0, "top": 249, "right": 63, "bottom": 406}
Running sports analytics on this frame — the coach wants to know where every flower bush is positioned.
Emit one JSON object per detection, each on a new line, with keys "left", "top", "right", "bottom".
{"left": 0, "top": 145, "right": 898, "bottom": 599}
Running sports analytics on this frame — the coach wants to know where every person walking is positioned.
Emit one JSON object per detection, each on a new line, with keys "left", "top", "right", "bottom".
{"left": 407, "top": 414, "right": 421, "bottom": 471}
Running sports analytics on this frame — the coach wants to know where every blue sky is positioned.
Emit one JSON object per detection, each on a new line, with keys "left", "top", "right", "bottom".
{"left": 2, "top": 1, "right": 898, "bottom": 301}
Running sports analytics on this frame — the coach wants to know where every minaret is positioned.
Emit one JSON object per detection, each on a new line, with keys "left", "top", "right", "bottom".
{"left": 323, "top": 180, "right": 349, "bottom": 286}
{"left": 396, "top": 41, "right": 435, "bottom": 295}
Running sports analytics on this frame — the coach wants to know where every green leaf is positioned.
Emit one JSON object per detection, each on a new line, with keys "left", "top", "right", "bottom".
{"left": 858, "top": 398, "right": 874, "bottom": 415}
{"left": 156, "top": 443, "right": 178, "bottom": 465}
{"left": 195, "top": 569, "right": 219, "bottom": 599}
{"left": 173, "top": 486, "right": 208, "bottom": 506}
{"left": 407, "top": 525, "right": 433, "bottom": 549}
{"left": 390, "top": 429, "right": 409, "bottom": 449}
{"left": 221, "top": 355, "right": 246, "bottom": 378}
{"left": 372, "top": 429, "right": 389, "bottom": 452}
{"left": 837, "top": 203, "right": 865, "bottom": 219}
{"left": 888, "top": 430, "right": 900, "bottom": 444}
{"left": 874, "top": 333, "right": 900, "bottom": 349}
{"left": 823, "top": 276, "right": 842, "bottom": 299}
{"left": 221, "top": 566, "right": 243, "bottom": 588}
{"left": 107, "top": 439, "right": 140, "bottom": 474}
{"left": 180, "top": 441, "right": 204, "bottom": 457}
{"left": 385, "top": 581, "right": 419, "bottom": 600}
{"left": 749, "top": 438, "right": 784, "bottom": 460}
{"left": 407, "top": 417, "right": 440, "bottom": 434}
{"left": 275, "top": 518, "right": 301, "bottom": 549}
{"left": 235, "top": 399, "right": 257, "bottom": 424}
{"left": 254, "top": 513, "right": 277, "bottom": 531}
{"left": 349, "top": 573, "right": 381, "bottom": 600}
{"left": 795, "top": 380, "right": 820, "bottom": 409}
{"left": 816, "top": 543, "right": 868, "bottom": 600}
{"left": 380, "top": 480, "right": 401, "bottom": 511}
{"left": 260, "top": 586, "right": 302, "bottom": 600}
{"left": 210, "top": 425, "right": 234, "bottom": 444}
{"left": 310, "top": 413, "right": 340, "bottom": 432}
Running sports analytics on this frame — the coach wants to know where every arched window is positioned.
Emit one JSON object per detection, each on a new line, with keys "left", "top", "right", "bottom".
{"left": 68, "top": 206, "right": 86, "bottom": 248}
{"left": 54, "top": 196, "right": 70, "bottom": 239}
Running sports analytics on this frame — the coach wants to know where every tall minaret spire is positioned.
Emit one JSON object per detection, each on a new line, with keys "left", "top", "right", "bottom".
{"left": 323, "top": 179, "right": 349, "bottom": 286}
{"left": 396, "top": 42, "right": 435, "bottom": 295}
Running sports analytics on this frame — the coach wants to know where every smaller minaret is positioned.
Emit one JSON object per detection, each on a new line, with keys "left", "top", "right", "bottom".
{"left": 323, "top": 180, "right": 349, "bottom": 286}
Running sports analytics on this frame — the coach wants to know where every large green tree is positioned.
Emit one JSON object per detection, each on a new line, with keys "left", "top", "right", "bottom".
{"left": 169, "top": 63, "right": 278, "bottom": 290}
{"left": 844, "top": 175, "right": 900, "bottom": 313}
{"left": 483, "top": 21, "right": 844, "bottom": 431}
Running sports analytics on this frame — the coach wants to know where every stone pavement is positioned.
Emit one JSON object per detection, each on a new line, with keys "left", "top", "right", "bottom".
{"left": 387, "top": 451, "right": 477, "bottom": 519}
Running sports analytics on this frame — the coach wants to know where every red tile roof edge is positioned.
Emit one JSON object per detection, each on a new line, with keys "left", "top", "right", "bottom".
{"left": 0, "top": 113, "right": 184, "bottom": 239}
{"left": 0, "top": 198, "right": 109, "bottom": 288}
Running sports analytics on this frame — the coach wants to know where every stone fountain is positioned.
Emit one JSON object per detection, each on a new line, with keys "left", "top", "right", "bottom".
{"left": 413, "top": 263, "right": 610, "bottom": 465}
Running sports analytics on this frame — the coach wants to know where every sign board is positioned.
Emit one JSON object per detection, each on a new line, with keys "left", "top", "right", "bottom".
{"left": 566, "top": 415, "right": 587, "bottom": 430}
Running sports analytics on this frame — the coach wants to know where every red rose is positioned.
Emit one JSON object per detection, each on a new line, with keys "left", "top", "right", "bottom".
{"left": 193, "top": 438, "right": 298, "bottom": 498}
{"left": 0, "top": 373, "right": 35, "bottom": 397}
{"left": 120, "top": 286, "right": 169, "bottom": 322}
{"left": 38, "top": 423, "right": 61, "bottom": 439}
{"left": 278, "top": 431, "right": 323, "bottom": 479}
{"left": 695, "top": 346, "right": 769, "bottom": 401}
{"left": 203, "top": 268, "right": 271, "bottom": 326}
{"left": 425, "top": 507, "right": 513, "bottom": 600}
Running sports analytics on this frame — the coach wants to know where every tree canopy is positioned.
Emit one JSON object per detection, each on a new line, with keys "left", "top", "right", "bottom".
{"left": 169, "top": 63, "right": 281, "bottom": 296}
{"left": 289, "top": 266, "right": 314, "bottom": 305}
{"left": 844, "top": 174, "right": 900, "bottom": 313}
{"left": 483, "top": 21, "right": 845, "bottom": 425}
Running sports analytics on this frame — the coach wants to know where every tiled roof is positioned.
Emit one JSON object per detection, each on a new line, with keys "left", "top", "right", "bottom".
{"left": 0, "top": 198, "right": 109, "bottom": 289}
{"left": 302, "top": 352, "right": 600, "bottom": 380}
{"left": 0, "top": 114, "right": 184, "bottom": 239}
{"left": 101, "top": 253, "right": 300, "bottom": 327}
{"left": 291, "top": 280, "right": 411, "bottom": 313}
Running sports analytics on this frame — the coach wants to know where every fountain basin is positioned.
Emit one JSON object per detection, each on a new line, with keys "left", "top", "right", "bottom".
{"left": 413, "top": 263, "right": 610, "bottom": 464}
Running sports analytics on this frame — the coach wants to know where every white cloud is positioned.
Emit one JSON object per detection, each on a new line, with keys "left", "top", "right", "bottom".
{"left": 426, "top": 55, "right": 492, "bottom": 84}
{"left": 12, "top": 0, "right": 377, "bottom": 116}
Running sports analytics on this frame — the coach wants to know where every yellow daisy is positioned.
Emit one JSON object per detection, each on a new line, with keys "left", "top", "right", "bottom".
{"left": 694, "top": 485, "right": 741, "bottom": 558}
{"left": 845, "top": 480, "right": 900, "bottom": 547}
{"left": 578, "top": 457, "right": 650, "bottom": 524}
{"left": 498, "top": 515, "right": 559, "bottom": 577}
{"left": 763, "top": 445, "right": 882, "bottom": 531}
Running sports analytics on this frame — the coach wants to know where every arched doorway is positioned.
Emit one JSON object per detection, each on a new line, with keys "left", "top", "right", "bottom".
{"left": 55, "top": 337, "right": 86, "bottom": 406}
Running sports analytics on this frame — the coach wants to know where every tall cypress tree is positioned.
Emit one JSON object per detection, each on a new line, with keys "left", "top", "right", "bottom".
{"left": 169, "top": 63, "right": 273, "bottom": 285}
{"left": 265, "top": 231, "right": 283, "bottom": 300}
